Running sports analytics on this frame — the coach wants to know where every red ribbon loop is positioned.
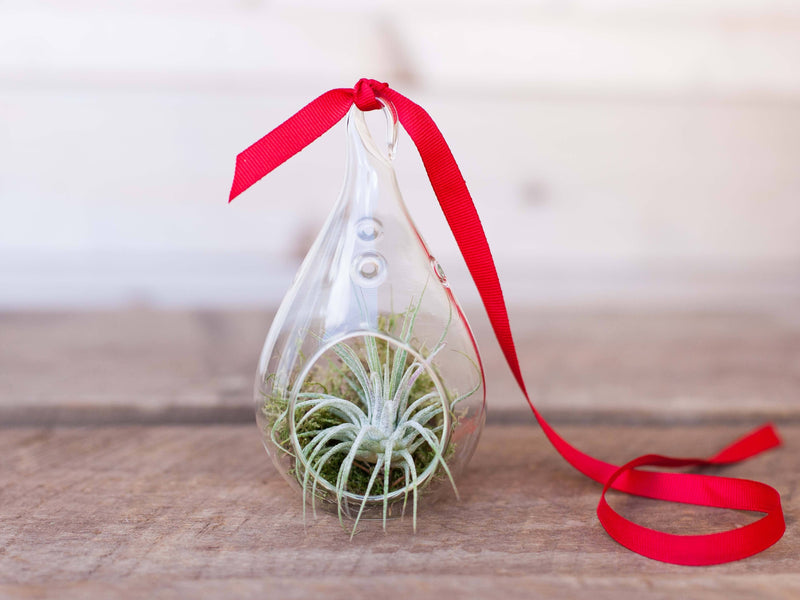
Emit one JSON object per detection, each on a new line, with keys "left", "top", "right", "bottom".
{"left": 228, "top": 79, "right": 786, "bottom": 565}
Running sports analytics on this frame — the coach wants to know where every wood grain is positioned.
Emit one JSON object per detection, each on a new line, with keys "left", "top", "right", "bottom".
{"left": 1, "top": 308, "right": 797, "bottom": 598}
{"left": 1, "top": 307, "right": 799, "bottom": 426}
{"left": 0, "top": 424, "right": 797, "bottom": 599}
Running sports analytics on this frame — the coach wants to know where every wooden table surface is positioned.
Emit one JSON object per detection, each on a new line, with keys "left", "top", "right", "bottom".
{"left": 1, "top": 307, "right": 799, "bottom": 599}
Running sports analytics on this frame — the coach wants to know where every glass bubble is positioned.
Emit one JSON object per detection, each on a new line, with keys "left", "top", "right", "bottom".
{"left": 255, "top": 99, "right": 485, "bottom": 533}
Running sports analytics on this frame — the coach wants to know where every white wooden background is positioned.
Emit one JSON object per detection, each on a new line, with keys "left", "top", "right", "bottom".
{"left": 1, "top": 0, "right": 800, "bottom": 308}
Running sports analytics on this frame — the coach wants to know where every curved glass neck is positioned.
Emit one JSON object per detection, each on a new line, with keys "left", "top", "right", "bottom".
{"left": 340, "top": 102, "right": 402, "bottom": 219}
{"left": 349, "top": 98, "right": 399, "bottom": 163}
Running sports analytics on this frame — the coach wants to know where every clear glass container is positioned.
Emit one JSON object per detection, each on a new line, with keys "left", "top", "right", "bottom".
{"left": 255, "top": 98, "right": 485, "bottom": 534}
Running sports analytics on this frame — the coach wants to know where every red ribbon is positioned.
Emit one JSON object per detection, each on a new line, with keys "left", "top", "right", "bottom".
{"left": 229, "top": 78, "right": 785, "bottom": 565}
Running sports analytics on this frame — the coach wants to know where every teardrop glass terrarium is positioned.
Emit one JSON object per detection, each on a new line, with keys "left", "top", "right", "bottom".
{"left": 255, "top": 99, "right": 486, "bottom": 534}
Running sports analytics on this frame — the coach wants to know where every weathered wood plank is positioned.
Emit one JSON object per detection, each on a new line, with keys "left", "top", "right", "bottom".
{"left": 1, "top": 308, "right": 799, "bottom": 425}
{"left": 0, "top": 424, "right": 797, "bottom": 598}
{"left": 1, "top": 574, "right": 799, "bottom": 600}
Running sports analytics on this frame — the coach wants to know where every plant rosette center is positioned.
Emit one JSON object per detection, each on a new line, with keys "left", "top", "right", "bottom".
{"left": 287, "top": 331, "right": 453, "bottom": 500}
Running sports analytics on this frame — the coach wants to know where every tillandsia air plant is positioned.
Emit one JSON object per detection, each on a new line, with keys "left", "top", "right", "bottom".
{"left": 262, "top": 293, "right": 479, "bottom": 537}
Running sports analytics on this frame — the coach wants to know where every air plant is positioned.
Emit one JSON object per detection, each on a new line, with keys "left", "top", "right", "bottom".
{"left": 262, "top": 294, "right": 478, "bottom": 537}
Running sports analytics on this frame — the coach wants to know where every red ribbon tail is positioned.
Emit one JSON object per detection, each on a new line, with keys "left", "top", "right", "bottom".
{"left": 229, "top": 88, "right": 355, "bottom": 202}
{"left": 711, "top": 422, "right": 781, "bottom": 464}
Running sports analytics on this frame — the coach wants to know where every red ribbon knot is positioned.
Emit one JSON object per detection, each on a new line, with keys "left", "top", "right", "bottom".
{"left": 352, "top": 78, "right": 388, "bottom": 111}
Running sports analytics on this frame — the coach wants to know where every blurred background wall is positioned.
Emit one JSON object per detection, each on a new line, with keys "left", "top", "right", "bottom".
{"left": 1, "top": 0, "right": 799, "bottom": 310}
